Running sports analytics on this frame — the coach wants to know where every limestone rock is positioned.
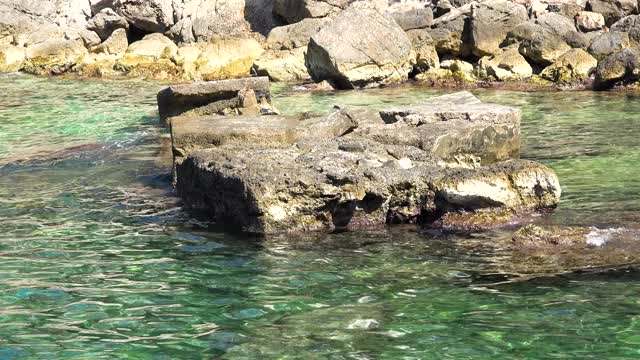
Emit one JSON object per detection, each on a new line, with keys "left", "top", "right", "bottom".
{"left": 169, "top": 0, "right": 250, "bottom": 43}
{"left": 407, "top": 29, "right": 440, "bottom": 73}
{"left": 91, "top": 27, "right": 128, "bottom": 56}
{"left": 535, "top": 12, "right": 577, "bottom": 37}
{"left": 273, "top": 0, "right": 350, "bottom": 24}
{"left": 86, "top": 8, "right": 129, "bottom": 41}
{"left": 195, "top": 35, "right": 265, "bottom": 80}
{"left": 126, "top": 33, "right": 178, "bottom": 60}
{"left": 587, "top": 0, "right": 637, "bottom": 26}
{"left": 114, "top": 0, "right": 174, "bottom": 33}
{"left": 594, "top": 46, "right": 640, "bottom": 89}
{"left": 266, "top": 18, "right": 331, "bottom": 51}
{"left": 24, "top": 38, "right": 87, "bottom": 75}
{"left": 540, "top": 48, "right": 597, "bottom": 83}
{"left": 478, "top": 47, "right": 533, "bottom": 81}
{"left": 305, "top": 7, "right": 415, "bottom": 89}
{"left": 506, "top": 21, "right": 572, "bottom": 65}
{"left": 576, "top": 11, "right": 605, "bottom": 31}
{"left": 588, "top": 31, "right": 630, "bottom": 60}
{"left": 611, "top": 15, "right": 640, "bottom": 45}
{"left": 390, "top": 6, "right": 434, "bottom": 31}
{"left": 428, "top": 3, "right": 473, "bottom": 57}
{"left": 0, "top": 45, "right": 25, "bottom": 72}
{"left": 253, "top": 47, "right": 310, "bottom": 82}
{"left": 157, "top": 77, "right": 273, "bottom": 123}
{"left": 470, "top": 0, "right": 529, "bottom": 57}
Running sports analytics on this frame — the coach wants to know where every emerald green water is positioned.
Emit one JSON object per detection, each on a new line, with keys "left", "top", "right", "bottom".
{"left": 1, "top": 74, "right": 640, "bottom": 359}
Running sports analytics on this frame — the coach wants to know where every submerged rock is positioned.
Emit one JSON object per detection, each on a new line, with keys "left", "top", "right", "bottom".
{"left": 169, "top": 90, "right": 561, "bottom": 234}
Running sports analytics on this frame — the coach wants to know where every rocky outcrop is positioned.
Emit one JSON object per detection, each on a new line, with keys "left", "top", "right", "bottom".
{"left": 611, "top": 15, "right": 640, "bottom": 45}
{"left": 273, "top": 0, "right": 349, "bottom": 24}
{"left": 428, "top": 3, "right": 473, "bottom": 57}
{"left": 86, "top": 8, "right": 129, "bottom": 41}
{"left": 0, "top": 45, "right": 25, "bottom": 72}
{"left": 24, "top": 39, "right": 88, "bottom": 75}
{"left": 305, "top": 6, "right": 415, "bottom": 89}
{"left": 588, "top": 31, "right": 630, "bottom": 60}
{"left": 506, "top": 22, "right": 572, "bottom": 65}
{"left": 407, "top": 29, "right": 440, "bottom": 73}
{"left": 478, "top": 47, "right": 533, "bottom": 81}
{"left": 594, "top": 46, "right": 640, "bottom": 88}
{"left": 167, "top": 87, "right": 561, "bottom": 234}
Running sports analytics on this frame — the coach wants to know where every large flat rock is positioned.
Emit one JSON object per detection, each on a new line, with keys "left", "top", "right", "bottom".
{"left": 170, "top": 92, "right": 560, "bottom": 234}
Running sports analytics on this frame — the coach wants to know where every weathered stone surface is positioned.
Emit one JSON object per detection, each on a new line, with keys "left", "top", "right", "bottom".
{"left": 407, "top": 29, "right": 440, "bottom": 73}
{"left": 470, "top": 0, "right": 528, "bottom": 57}
{"left": 266, "top": 18, "right": 330, "bottom": 51}
{"left": 87, "top": 7, "right": 129, "bottom": 41}
{"left": 390, "top": 6, "right": 433, "bottom": 31}
{"left": 576, "top": 10, "right": 606, "bottom": 31}
{"left": 506, "top": 21, "right": 572, "bottom": 65}
{"left": 0, "top": 45, "right": 26, "bottom": 72}
{"left": 24, "top": 39, "right": 87, "bottom": 75}
{"left": 428, "top": 3, "right": 473, "bottom": 57}
{"left": 126, "top": 33, "right": 178, "bottom": 60}
{"left": 478, "top": 47, "right": 533, "bottom": 81}
{"left": 588, "top": 31, "right": 630, "bottom": 60}
{"left": 611, "top": 15, "right": 640, "bottom": 45}
{"left": 594, "top": 46, "right": 640, "bottom": 88}
{"left": 305, "top": 7, "right": 415, "bottom": 89}
{"left": 157, "top": 77, "right": 273, "bottom": 122}
{"left": 91, "top": 27, "right": 128, "bottom": 56}
{"left": 169, "top": 0, "right": 250, "bottom": 43}
{"left": 439, "top": 59, "right": 476, "bottom": 81}
{"left": 540, "top": 48, "right": 597, "bottom": 83}
{"left": 253, "top": 47, "right": 310, "bottom": 81}
{"left": 194, "top": 35, "right": 264, "bottom": 81}
{"left": 536, "top": 11, "right": 577, "bottom": 37}
{"left": 113, "top": 0, "right": 174, "bottom": 33}
{"left": 587, "top": 0, "right": 637, "bottom": 26}
{"left": 273, "top": 0, "right": 350, "bottom": 24}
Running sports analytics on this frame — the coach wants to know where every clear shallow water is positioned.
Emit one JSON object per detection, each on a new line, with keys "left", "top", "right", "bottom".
{"left": 1, "top": 74, "right": 640, "bottom": 358}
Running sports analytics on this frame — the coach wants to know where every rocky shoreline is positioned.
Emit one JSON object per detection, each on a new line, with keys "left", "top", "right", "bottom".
{"left": 3, "top": 0, "right": 640, "bottom": 90}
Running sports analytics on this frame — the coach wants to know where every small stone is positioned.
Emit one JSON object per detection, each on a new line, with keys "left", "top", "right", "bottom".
{"left": 576, "top": 11, "right": 606, "bottom": 32}
{"left": 347, "top": 319, "right": 380, "bottom": 330}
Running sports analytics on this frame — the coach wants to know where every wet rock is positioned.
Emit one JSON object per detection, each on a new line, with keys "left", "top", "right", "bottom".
{"left": 24, "top": 38, "right": 87, "bottom": 75}
{"left": 86, "top": 7, "right": 129, "bottom": 41}
{"left": 611, "top": 15, "right": 640, "bottom": 45}
{"left": 157, "top": 77, "right": 274, "bottom": 123}
{"left": 305, "top": 6, "right": 415, "bottom": 89}
{"left": 506, "top": 21, "right": 572, "bottom": 65}
{"left": 588, "top": 31, "right": 630, "bottom": 60}
{"left": 594, "top": 46, "right": 640, "bottom": 89}
{"left": 576, "top": 11, "right": 606, "bottom": 31}
{"left": 469, "top": 0, "right": 528, "bottom": 57}
{"left": 170, "top": 92, "right": 557, "bottom": 234}
{"left": 478, "top": 47, "right": 533, "bottom": 81}
{"left": 540, "top": 48, "right": 597, "bottom": 83}
{"left": 0, "top": 45, "right": 25, "bottom": 72}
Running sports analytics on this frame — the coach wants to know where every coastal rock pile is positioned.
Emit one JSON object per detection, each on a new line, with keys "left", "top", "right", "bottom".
{"left": 0, "top": 0, "right": 640, "bottom": 89}
{"left": 163, "top": 80, "right": 561, "bottom": 234}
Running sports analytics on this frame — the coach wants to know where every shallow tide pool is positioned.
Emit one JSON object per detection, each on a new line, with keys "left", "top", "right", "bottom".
{"left": 1, "top": 74, "right": 640, "bottom": 359}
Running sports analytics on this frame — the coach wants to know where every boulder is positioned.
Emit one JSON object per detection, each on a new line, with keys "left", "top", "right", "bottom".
{"left": 611, "top": 15, "right": 640, "bottom": 45}
{"left": 594, "top": 46, "right": 640, "bottom": 88}
{"left": 273, "top": 0, "right": 350, "bottom": 24}
{"left": 390, "top": 6, "right": 434, "bottom": 31}
{"left": 24, "top": 38, "right": 87, "bottom": 75}
{"left": 478, "top": 47, "right": 533, "bottom": 81}
{"left": 586, "top": 0, "right": 637, "bottom": 26}
{"left": 546, "top": 0, "right": 586, "bottom": 18}
{"left": 157, "top": 77, "right": 274, "bottom": 123}
{"left": 171, "top": 92, "right": 561, "bottom": 234}
{"left": 540, "top": 48, "right": 597, "bottom": 82}
{"left": 91, "top": 27, "right": 128, "bottom": 56}
{"left": 113, "top": 0, "right": 174, "bottom": 33}
{"left": 86, "top": 8, "right": 129, "bottom": 41}
{"left": 440, "top": 58, "right": 476, "bottom": 81}
{"left": 576, "top": 11, "right": 606, "bottom": 31}
{"left": 305, "top": 7, "right": 415, "bottom": 89}
{"left": 469, "top": 0, "right": 529, "bottom": 57}
{"left": 506, "top": 21, "right": 572, "bottom": 65}
{"left": 253, "top": 47, "right": 310, "bottom": 81}
{"left": 587, "top": 31, "right": 630, "bottom": 60}
{"left": 125, "top": 33, "right": 178, "bottom": 60}
{"left": 407, "top": 29, "right": 440, "bottom": 73}
{"left": 428, "top": 3, "right": 473, "bottom": 57}
{"left": 0, "top": 45, "right": 25, "bottom": 72}
{"left": 265, "top": 18, "right": 331, "bottom": 50}
{"left": 169, "top": 0, "right": 250, "bottom": 43}
{"left": 536, "top": 12, "right": 577, "bottom": 37}
{"left": 195, "top": 35, "right": 265, "bottom": 80}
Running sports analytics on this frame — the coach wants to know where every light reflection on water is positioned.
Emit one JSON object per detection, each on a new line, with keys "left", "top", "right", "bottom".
{"left": 0, "top": 74, "right": 640, "bottom": 358}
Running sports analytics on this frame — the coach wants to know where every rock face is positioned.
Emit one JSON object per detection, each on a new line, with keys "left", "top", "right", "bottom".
{"left": 588, "top": 31, "right": 630, "bottom": 60}
{"left": 168, "top": 88, "right": 562, "bottom": 234}
{"left": 506, "top": 22, "right": 572, "bottom": 65}
{"left": 305, "top": 6, "right": 415, "bottom": 89}
{"left": 540, "top": 48, "right": 597, "bottom": 83}
{"left": 594, "top": 46, "right": 640, "bottom": 88}
{"left": 428, "top": 3, "right": 473, "bottom": 57}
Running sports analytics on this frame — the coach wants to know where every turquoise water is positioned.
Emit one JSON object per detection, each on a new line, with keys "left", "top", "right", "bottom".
{"left": 1, "top": 74, "right": 640, "bottom": 358}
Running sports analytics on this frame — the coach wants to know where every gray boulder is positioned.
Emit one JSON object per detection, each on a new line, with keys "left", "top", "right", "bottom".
{"left": 305, "top": 7, "right": 415, "bottom": 89}
{"left": 506, "top": 21, "right": 572, "bottom": 65}
{"left": 273, "top": 0, "right": 350, "bottom": 24}
{"left": 594, "top": 46, "right": 640, "bottom": 89}
{"left": 86, "top": 8, "right": 129, "bottom": 41}
{"left": 113, "top": 0, "right": 174, "bottom": 33}
{"left": 470, "top": 0, "right": 528, "bottom": 57}
{"left": 587, "top": 0, "right": 637, "bottom": 26}
{"left": 611, "top": 15, "right": 640, "bottom": 45}
{"left": 390, "top": 7, "right": 434, "bottom": 31}
{"left": 588, "top": 31, "right": 630, "bottom": 60}
{"left": 428, "top": 3, "right": 473, "bottom": 57}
